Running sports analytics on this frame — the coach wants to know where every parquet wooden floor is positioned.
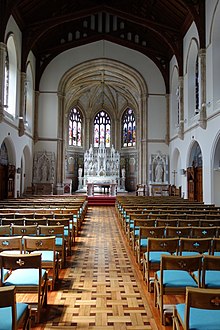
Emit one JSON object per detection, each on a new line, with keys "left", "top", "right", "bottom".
{"left": 31, "top": 206, "right": 162, "bottom": 330}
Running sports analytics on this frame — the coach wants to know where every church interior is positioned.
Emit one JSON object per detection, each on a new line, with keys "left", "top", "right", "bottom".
{"left": 1, "top": 1, "right": 220, "bottom": 329}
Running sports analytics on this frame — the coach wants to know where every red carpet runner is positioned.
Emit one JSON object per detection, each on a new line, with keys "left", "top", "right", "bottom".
{"left": 87, "top": 196, "right": 116, "bottom": 206}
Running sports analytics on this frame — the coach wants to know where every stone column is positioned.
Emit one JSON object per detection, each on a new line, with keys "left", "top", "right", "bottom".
{"left": 56, "top": 92, "right": 65, "bottom": 194}
{"left": 18, "top": 72, "right": 26, "bottom": 136}
{"left": 165, "top": 94, "right": 170, "bottom": 145}
{"left": 177, "top": 76, "right": 184, "bottom": 140}
{"left": 0, "top": 42, "right": 7, "bottom": 122}
{"left": 34, "top": 91, "right": 40, "bottom": 143}
{"left": 139, "top": 92, "right": 147, "bottom": 184}
{"left": 198, "top": 48, "right": 207, "bottom": 129}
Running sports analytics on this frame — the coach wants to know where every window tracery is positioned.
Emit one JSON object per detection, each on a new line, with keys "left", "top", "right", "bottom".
{"left": 93, "top": 111, "right": 111, "bottom": 148}
{"left": 122, "top": 108, "right": 136, "bottom": 147}
{"left": 68, "top": 107, "right": 82, "bottom": 146}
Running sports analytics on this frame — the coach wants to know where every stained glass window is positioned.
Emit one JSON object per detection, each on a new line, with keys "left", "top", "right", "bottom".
{"left": 68, "top": 108, "right": 82, "bottom": 146}
{"left": 4, "top": 50, "right": 9, "bottom": 109}
{"left": 94, "top": 111, "right": 111, "bottom": 147}
{"left": 122, "top": 108, "right": 136, "bottom": 147}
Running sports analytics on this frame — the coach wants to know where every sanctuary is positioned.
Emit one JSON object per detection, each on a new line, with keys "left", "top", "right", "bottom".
{"left": 78, "top": 142, "right": 125, "bottom": 195}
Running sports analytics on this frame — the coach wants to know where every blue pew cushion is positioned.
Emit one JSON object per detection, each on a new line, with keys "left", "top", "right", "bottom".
{"left": 4, "top": 268, "right": 47, "bottom": 286}
{"left": 156, "top": 270, "right": 198, "bottom": 287}
{"left": 0, "top": 303, "right": 29, "bottom": 330}
{"left": 31, "top": 250, "right": 55, "bottom": 262}
{"left": 176, "top": 303, "right": 220, "bottom": 329}
{"left": 145, "top": 251, "right": 170, "bottom": 263}
{"left": 204, "top": 270, "right": 220, "bottom": 288}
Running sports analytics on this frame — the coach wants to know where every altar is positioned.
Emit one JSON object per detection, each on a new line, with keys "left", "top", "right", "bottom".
{"left": 77, "top": 142, "right": 125, "bottom": 194}
{"left": 87, "top": 181, "right": 117, "bottom": 196}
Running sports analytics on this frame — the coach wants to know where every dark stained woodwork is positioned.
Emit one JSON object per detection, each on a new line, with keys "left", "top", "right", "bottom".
{"left": 0, "top": 0, "right": 205, "bottom": 89}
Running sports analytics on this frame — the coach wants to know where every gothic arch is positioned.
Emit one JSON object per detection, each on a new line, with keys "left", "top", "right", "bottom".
{"left": 186, "top": 140, "right": 203, "bottom": 201}
{"left": 185, "top": 38, "right": 200, "bottom": 119}
{"left": 210, "top": 129, "right": 220, "bottom": 206}
{"left": 57, "top": 58, "right": 148, "bottom": 186}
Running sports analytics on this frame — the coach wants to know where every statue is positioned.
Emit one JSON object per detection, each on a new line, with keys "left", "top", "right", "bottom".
{"left": 78, "top": 166, "right": 82, "bottom": 178}
{"left": 155, "top": 160, "right": 164, "bottom": 182}
{"left": 41, "top": 161, "right": 48, "bottom": 181}
{"left": 122, "top": 167, "right": 126, "bottom": 178}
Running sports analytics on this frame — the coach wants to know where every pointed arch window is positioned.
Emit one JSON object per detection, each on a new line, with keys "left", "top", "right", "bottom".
{"left": 68, "top": 108, "right": 82, "bottom": 146}
{"left": 4, "top": 50, "right": 9, "bottom": 109}
{"left": 195, "top": 56, "right": 199, "bottom": 112}
{"left": 94, "top": 111, "right": 111, "bottom": 148}
{"left": 122, "top": 108, "right": 136, "bottom": 147}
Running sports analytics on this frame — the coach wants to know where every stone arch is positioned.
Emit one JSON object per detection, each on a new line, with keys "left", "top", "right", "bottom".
{"left": 210, "top": 129, "right": 220, "bottom": 206}
{"left": 185, "top": 38, "right": 200, "bottom": 119}
{"left": 186, "top": 140, "right": 203, "bottom": 201}
{"left": 57, "top": 58, "right": 148, "bottom": 186}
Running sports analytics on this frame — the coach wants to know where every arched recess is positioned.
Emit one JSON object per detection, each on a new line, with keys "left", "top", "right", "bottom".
{"left": 211, "top": 130, "right": 220, "bottom": 206}
{"left": 0, "top": 137, "right": 16, "bottom": 199}
{"left": 57, "top": 58, "right": 148, "bottom": 192}
{"left": 20, "top": 145, "right": 32, "bottom": 196}
{"left": 186, "top": 140, "right": 203, "bottom": 201}
{"left": 5, "top": 34, "right": 18, "bottom": 118}
{"left": 171, "top": 148, "right": 182, "bottom": 186}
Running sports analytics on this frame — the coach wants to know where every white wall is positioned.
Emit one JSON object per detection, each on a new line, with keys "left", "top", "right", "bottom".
{"left": 38, "top": 40, "right": 168, "bottom": 154}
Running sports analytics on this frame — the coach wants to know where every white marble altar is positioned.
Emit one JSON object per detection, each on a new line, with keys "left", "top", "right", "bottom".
{"left": 78, "top": 142, "right": 124, "bottom": 193}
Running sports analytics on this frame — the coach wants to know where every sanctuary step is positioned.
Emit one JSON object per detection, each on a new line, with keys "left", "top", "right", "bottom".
{"left": 87, "top": 195, "right": 116, "bottom": 206}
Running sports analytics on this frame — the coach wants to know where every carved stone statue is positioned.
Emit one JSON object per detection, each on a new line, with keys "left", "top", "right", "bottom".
{"left": 155, "top": 160, "right": 164, "bottom": 182}
{"left": 150, "top": 151, "right": 168, "bottom": 184}
{"left": 33, "top": 151, "right": 55, "bottom": 183}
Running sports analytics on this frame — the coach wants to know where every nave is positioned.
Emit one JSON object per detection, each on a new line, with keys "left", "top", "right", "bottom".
{"left": 29, "top": 205, "right": 171, "bottom": 330}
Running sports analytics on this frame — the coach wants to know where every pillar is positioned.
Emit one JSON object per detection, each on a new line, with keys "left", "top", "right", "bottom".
{"left": 198, "top": 48, "right": 207, "bottom": 129}
{"left": 177, "top": 76, "right": 184, "bottom": 140}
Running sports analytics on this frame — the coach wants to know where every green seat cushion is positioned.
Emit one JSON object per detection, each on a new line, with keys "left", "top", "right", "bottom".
{"left": 176, "top": 303, "right": 220, "bottom": 329}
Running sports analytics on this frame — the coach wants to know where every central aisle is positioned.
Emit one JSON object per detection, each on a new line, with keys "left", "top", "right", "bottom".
{"left": 39, "top": 206, "right": 158, "bottom": 329}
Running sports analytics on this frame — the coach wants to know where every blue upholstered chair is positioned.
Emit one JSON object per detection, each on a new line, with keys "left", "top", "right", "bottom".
{"left": 201, "top": 254, "right": 220, "bottom": 288}
{"left": 135, "top": 226, "right": 165, "bottom": 265}
{"left": 154, "top": 254, "right": 202, "bottom": 325}
{"left": 179, "top": 237, "right": 212, "bottom": 256}
{"left": 38, "top": 224, "right": 66, "bottom": 268}
{"left": 0, "top": 252, "right": 48, "bottom": 323}
{"left": 0, "top": 236, "right": 23, "bottom": 254}
{"left": 173, "top": 287, "right": 220, "bottom": 330}
{"left": 0, "top": 285, "right": 31, "bottom": 330}
{"left": 212, "top": 237, "right": 220, "bottom": 256}
{"left": 143, "top": 237, "right": 179, "bottom": 292}
{"left": 23, "top": 235, "right": 58, "bottom": 290}
{"left": 11, "top": 224, "right": 38, "bottom": 237}
{"left": 130, "top": 218, "right": 156, "bottom": 251}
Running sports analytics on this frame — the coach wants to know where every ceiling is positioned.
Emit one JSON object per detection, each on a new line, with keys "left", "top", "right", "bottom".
{"left": 2, "top": 0, "right": 205, "bottom": 90}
